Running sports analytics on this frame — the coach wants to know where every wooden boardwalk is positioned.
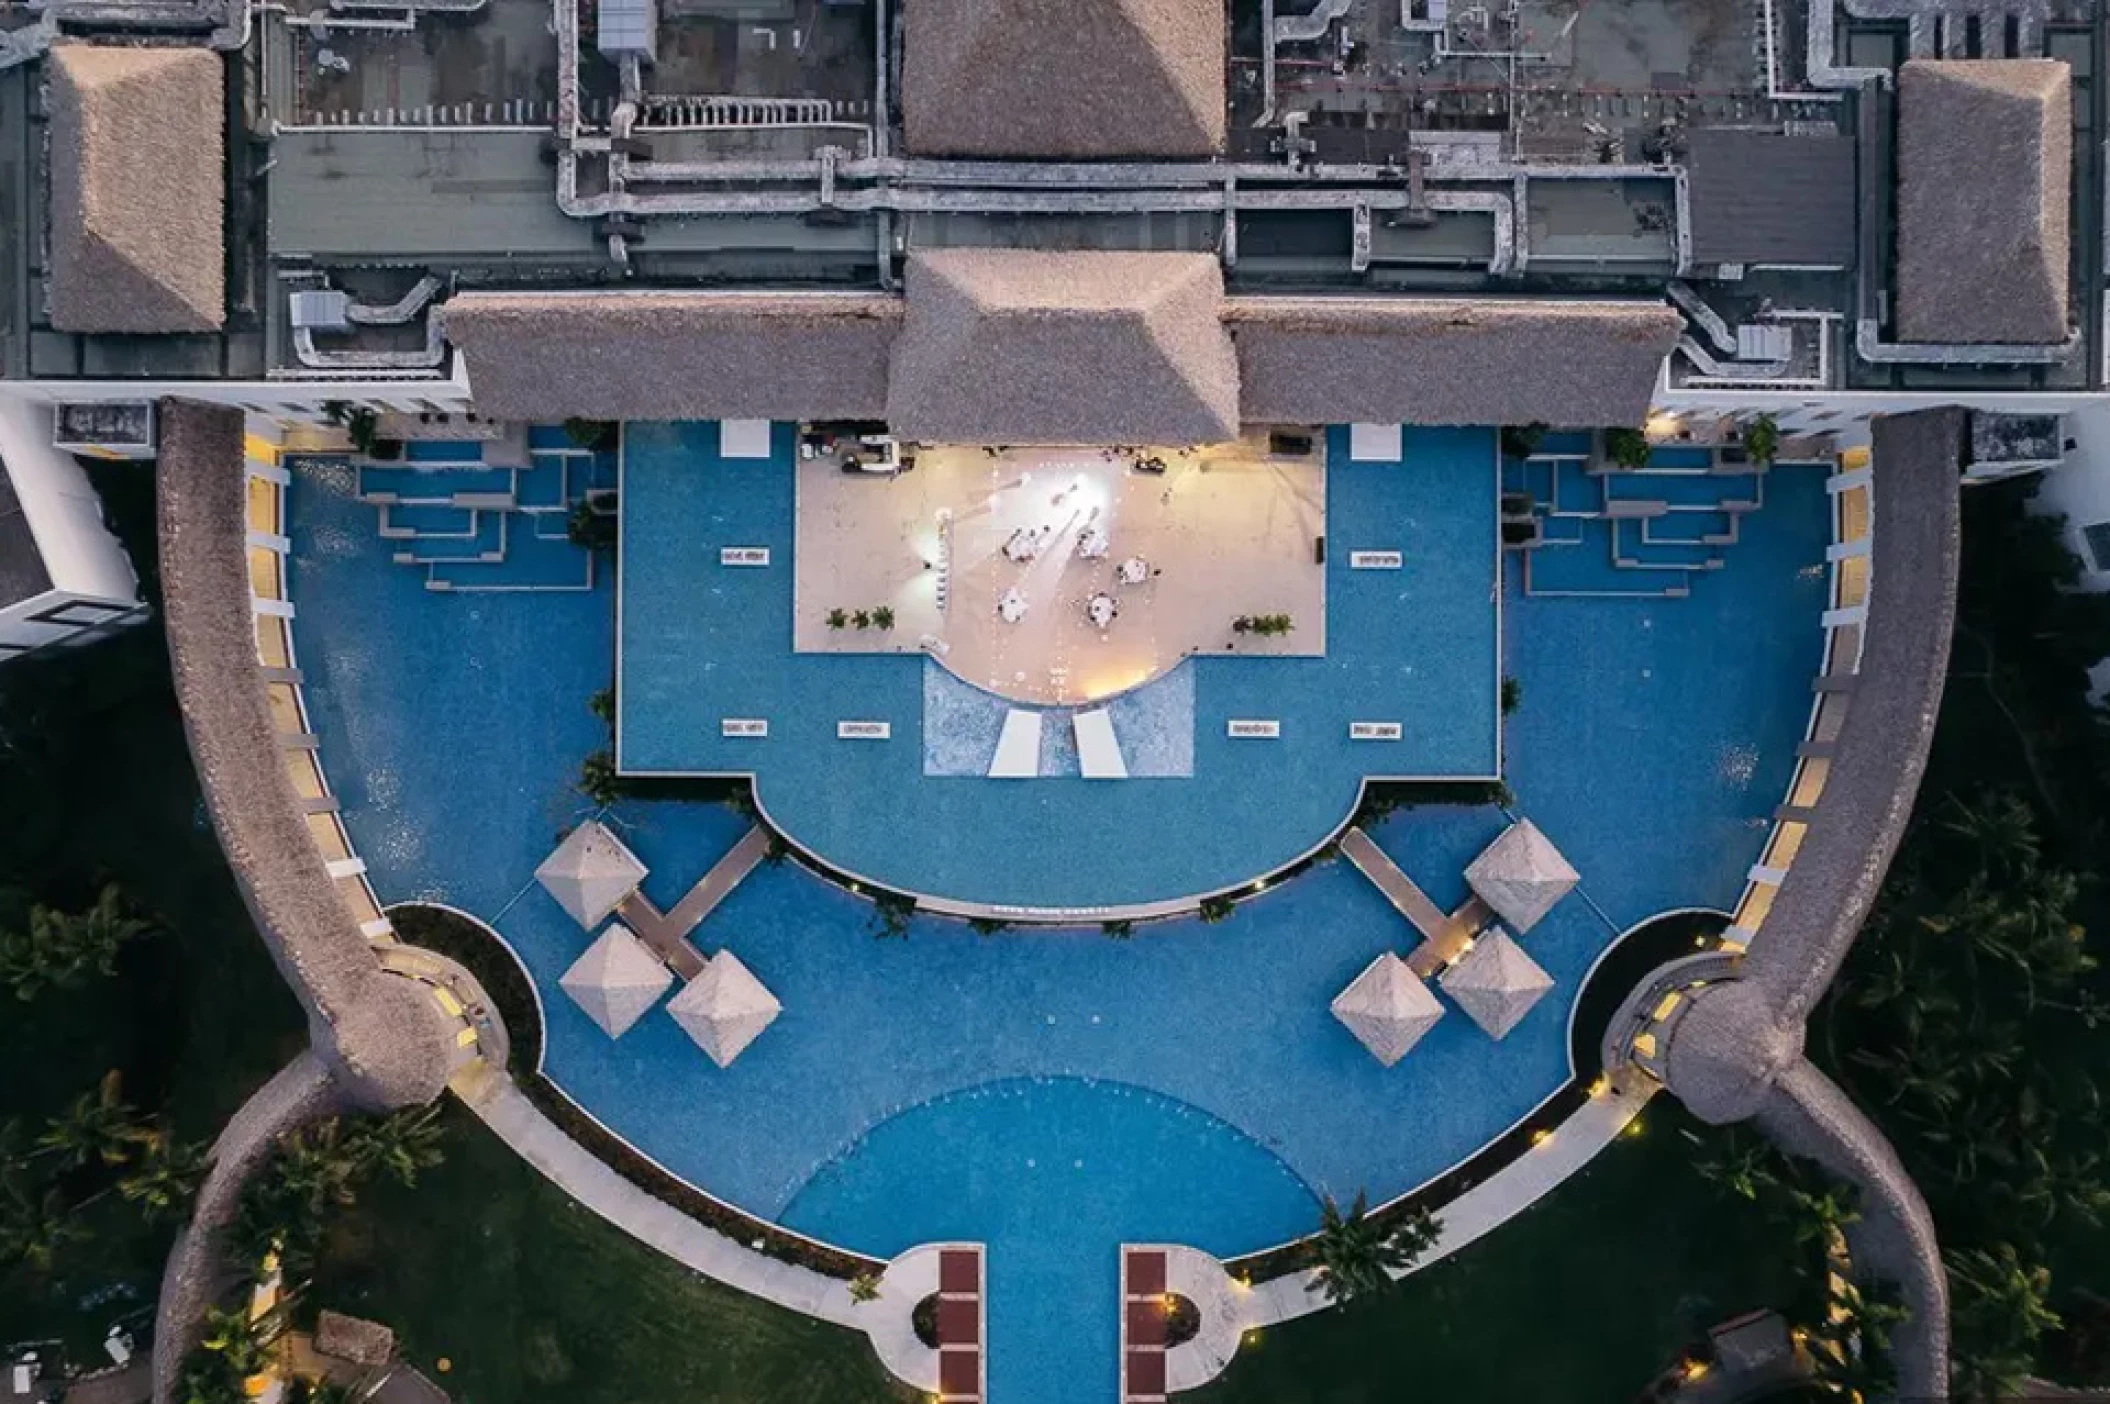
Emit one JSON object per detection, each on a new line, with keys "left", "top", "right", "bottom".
{"left": 617, "top": 825, "right": 772, "bottom": 980}
{"left": 1338, "top": 827, "right": 1488, "bottom": 977}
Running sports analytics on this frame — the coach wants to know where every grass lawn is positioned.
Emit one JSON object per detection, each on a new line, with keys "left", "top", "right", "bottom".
{"left": 1190, "top": 1100, "right": 1805, "bottom": 1404}
{"left": 0, "top": 468, "right": 307, "bottom": 1353}
{"left": 307, "top": 1103, "right": 913, "bottom": 1404}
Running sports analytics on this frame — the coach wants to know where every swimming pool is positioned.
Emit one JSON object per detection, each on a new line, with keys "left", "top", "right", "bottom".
{"left": 284, "top": 425, "right": 1832, "bottom": 1404}
{"left": 782, "top": 1077, "right": 1319, "bottom": 1404}
{"left": 615, "top": 422, "right": 1501, "bottom": 911}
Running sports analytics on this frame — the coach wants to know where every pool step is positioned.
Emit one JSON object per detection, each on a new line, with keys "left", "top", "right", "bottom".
{"left": 1642, "top": 510, "right": 1739, "bottom": 546}
{"left": 391, "top": 510, "right": 502, "bottom": 564}
{"left": 1613, "top": 520, "right": 1724, "bottom": 571}
{"left": 377, "top": 501, "right": 479, "bottom": 539}
{"left": 359, "top": 463, "right": 518, "bottom": 505}
{"left": 425, "top": 522, "right": 594, "bottom": 591}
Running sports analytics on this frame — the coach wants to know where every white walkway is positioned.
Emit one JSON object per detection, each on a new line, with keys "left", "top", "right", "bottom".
{"left": 1241, "top": 1081, "right": 1656, "bottom": 1327}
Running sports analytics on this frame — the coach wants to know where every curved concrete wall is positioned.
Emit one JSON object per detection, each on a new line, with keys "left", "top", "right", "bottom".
{"left": 156, "top": 397, "right": 450, "bottom": 1110}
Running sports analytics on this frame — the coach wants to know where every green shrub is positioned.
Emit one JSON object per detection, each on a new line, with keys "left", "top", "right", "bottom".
{"left": 1603, "top": 427, "right": 1651, "bottom": 470}
{"left": 1198, "top": 895, "right": 1235, "bottom": 924}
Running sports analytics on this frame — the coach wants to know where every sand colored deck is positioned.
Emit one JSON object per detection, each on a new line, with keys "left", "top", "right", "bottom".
{"left": 793, "top": 440, "right": 1325, "bottom": 706}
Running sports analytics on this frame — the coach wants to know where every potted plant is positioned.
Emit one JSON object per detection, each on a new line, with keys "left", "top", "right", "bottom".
{"left": 826, "top": 608, "right": 848, "bottom": 630}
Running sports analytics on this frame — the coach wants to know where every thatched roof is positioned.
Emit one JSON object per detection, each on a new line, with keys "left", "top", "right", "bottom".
{"left": 1330, "top": 953, "right": 1444, "bottom": 1066}
{"left": 1438, "top": 929, "right": 1553, "bottom": 1038}
{"left": 48, "top": 45, "right": 225, "bottom": 334}
{"left": 902, "top": 0, "right": 1225, "bottom": 158}
{"left": 559, "top": 923, "right": 673, "bottom": 1037}
{"left": 536, "top": 820, "right": 647, "bottom": 930}
{"left": 667, "top": 951, "right": 781, "bottom": 1067}
{"left": 1896, "top": 60, "right": 2071, "bottom": 345}
{"left": 888, "top": 250, "right": 1239, "bottom": 445}
{"left": 1462, "top": 819, "right": 1579, "bottom": 933}
{"left": 441, "top": 290, "right": 903, "bottom": 422}
{"left": 315, "top": 1310, "right": 397, "bottom": 1367}
{"left": 156, "top": 399, "right": 450, "bottom": 1112}
{"left": 1225, "top": 297, "right": 1681, "bottom": 428}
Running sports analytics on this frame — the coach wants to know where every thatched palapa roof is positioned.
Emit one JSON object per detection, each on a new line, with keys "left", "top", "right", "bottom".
{"left": 1331, "top": 953, "right": 1444, "bottom": 1066}
{"left": 667, "top": 951, "right": 781, "bottom": 1067}
{"left": 1224, "top": 297, "right": 1682, "bottom": 428}
{"left": 888, "top": 250, "right": 1240, "bottom": 445}
{"left": 1462, "top": 819, "right": 1579, "bottom": 933}
{"left": 48, "top": 45, "right": 225, "bottom": 335}
{"left": 560, "top": 923, "right": 674, "bottom": 1037}
{"left": 441, "top": 290, "right": 903, "bottom": 423}
{"left": 902, "top": 0, "right": 1225, "bottom": 158}
{"left": 1439, "top": 929, "right": 1554, "bottom": 1039}
{"left": 1896, "top": 60, "right": 2071, "bottom": 345}
{"left": 536, "top": 820, "right": 647, "bottom": 930}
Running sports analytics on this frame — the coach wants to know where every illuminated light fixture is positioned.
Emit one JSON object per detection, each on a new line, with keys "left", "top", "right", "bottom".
{"left": 1531, "top": 1128, "right": 1552, "bottom": 1147}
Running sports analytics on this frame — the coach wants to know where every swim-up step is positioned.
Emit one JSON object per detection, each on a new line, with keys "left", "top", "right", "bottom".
{"left": 426, "top": 523, "right": 595, "bottom": 592}
{"left": 989, "top": 710, "right": 1043, "bottom": 778}
{"left": 377, "top": 501, "right": 479, "bottom": 539}
{"left": 1074, "top": 708, "right": 1128, "bottom": 779}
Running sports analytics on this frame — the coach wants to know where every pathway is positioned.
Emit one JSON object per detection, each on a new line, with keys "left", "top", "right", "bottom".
{"left": 460, "top": 1075, "right": 865, "bottom": 1325}
{"left": 1338, "top": 826, "right": 1485, "bottom": 975}
{"left": 616, "top": 824, "right": 771, "bottom": 978}
{"left": 1240, "top": 1080, "right": 1655, "bottom": 1327}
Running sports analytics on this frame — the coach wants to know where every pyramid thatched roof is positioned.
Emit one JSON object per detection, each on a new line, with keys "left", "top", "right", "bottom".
{"left": 48, "top": 45, "right": 226, "bottom": 334}
{"left": 559, "top": 923, "right": 674, "bottom": 1037}
{"left": 535, "top": 821, "right": 647, "bottom": 930}
{"left": 1330, "top": 953, "right": 1444, "bottom": 1066}
{"left": 1463, "top": 819, "right": 1579, "bottom": 933}
{"left": 1439, "top": 929, "right": 1554, "bottom": 1038}
{"left": 667, "top": 951, "right": 781, "bottom": 1067}
{"left": 902, "top": 0, "right": 1225, "bottom": 158}
{"left": 888, "top": 250, "right": 1239, "bottom": 445}
{"left": 1896, "top": 60, "right": 2070, "bottom": 345}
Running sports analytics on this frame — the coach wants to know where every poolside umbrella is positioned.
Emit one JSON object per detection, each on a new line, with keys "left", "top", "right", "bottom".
{"left": 1440, "top": 929, "right": 1555, "bottom": 1039}
{"left": 667, "top": 951, "right": 782, "bottom": 1068}
{"left": 1462, "top": 819, "right": 1579, "bottom": 934}
{"left": 559, "top": 923, "right": 674, "bottom": 1038}
{"left": 535, "top": 820, "right": 648, "bottom": 929}
{"left": 1331, "top": 953, "right": 1444, "bottom": 1066}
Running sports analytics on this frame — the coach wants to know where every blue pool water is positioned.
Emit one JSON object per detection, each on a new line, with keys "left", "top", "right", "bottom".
{"left": 783, "top": 1077, "right": 1318, "bottom": 1404}
{"left": 616, "top": 422, "right": 1501, "bottom": 909}
{"left": 283, "top": 424, "right": 1833, "bottom": 1404}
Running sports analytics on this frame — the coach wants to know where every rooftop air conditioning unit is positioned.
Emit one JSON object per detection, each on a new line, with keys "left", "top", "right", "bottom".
{"left": 290, "top": 289, "right": 353, "bottom": 333}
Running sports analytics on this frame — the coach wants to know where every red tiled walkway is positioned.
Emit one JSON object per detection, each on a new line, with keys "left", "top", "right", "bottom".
{"left": 1120, "top": 1247, "right": 1169, "bottom": 1404}
{"left": 936, "top": 1246, "right": 986, "bottom": 1403}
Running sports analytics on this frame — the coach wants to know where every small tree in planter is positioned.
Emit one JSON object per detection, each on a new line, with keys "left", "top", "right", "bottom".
{"left": 1743, "top": 413, "right": 1782, "bottom": 466}
{"left": 1307, "top": 1193, "right": 1441, "bottom": 1306}
{"left": 1198, "top": 895, "right": 1235, "bottom": 923}
{"left": 342, "top": 406, "right": 381, "bottom": 456}
{"left": 1603, "top": 427, "right": 1651, "bottom": 470}
{"left": 568, "top": 500, "right": 618, "bottom": 554}
{"left": 579, "top": 750, "right": 622, "bottom": 806}
{"left": 564, "top": 418, "right": 616, "bottom": 451}
{"left": 872, "top": 605, "right": 896, "bottom": 631}
{"left": 851, "top": 609, "right": 871, "bottom": 630}
{"left": 1232, "top": 616, "right": 1252, "bottom": 635}
{"left": 826, "top": 608, "right": 848, "bottom": 630}
{"left": 1499, "top": 422, "right": 1549, "bottom": 460}
{"left": 849, "top": 1271, "right": 882, "bottom": 1304}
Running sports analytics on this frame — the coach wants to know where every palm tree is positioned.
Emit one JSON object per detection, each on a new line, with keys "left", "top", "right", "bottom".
{"left": 342, "top": 1105, "right": 446, "bottom": 1189}
{"left": 37, "top": 1070, "right": 154, "bottom": 1169}
{"left": 1305, "top": 1193, "right": 1441, "bottom": 1306}
{"left": 176, "top": 1354, "right": 247, "bottom": 1404}
{"left": 0, "top": 1179, "right": 88, "bottom": 1271}
{"left": 1944, "top": 793, "right": 2041, "bottom": 876}
{"left": 1696, "top": 1134, "right": 1782, "bottom": 1203}
{"left": 1805, "top": 1279, "right": 1907, "bottom": 1399}
{"left": 0, "top": 885, "right": 151, "bottom": 1000}
{"left": 119, "top": 1136, "right": 213, "bottom": 1222}
{"left": 1948, "top": 1243, "right": 2061, "bottom": 1401}
{"left": 199, "top": 1303, "right": 277, "bottom": 1380}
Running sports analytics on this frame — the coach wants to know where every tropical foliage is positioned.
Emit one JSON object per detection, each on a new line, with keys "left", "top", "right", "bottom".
{"left": 1812, "top": 478, "right": 2110, "bottom": 1395}
{"left": 1602, "top": 427, "right": 1652, "bottom": 469}
{"left": 0, "top": 883, "right": 153, "bottom": 1000}
{"left": 1306, "top": 1193, "right": 1441, "bottom": 1306}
